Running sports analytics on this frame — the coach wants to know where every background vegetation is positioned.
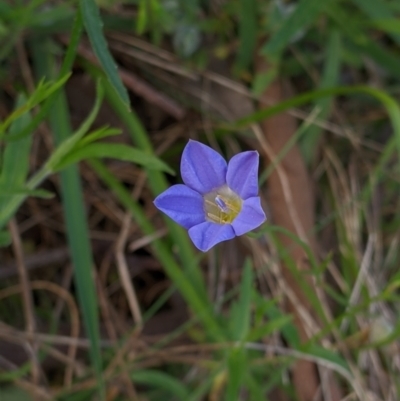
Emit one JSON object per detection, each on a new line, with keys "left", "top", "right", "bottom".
{"left": 0, "top": 0, "right": 400, "bottom": 400}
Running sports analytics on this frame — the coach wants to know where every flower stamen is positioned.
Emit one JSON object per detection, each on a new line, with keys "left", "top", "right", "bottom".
{"left": 203, "top": 185, "right": 242, "bottom": 224}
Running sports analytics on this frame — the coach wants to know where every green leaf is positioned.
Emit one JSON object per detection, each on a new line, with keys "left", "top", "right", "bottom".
{"left": 0, "top": 386, "right": 33, "bottom": 401}
{"left": 45, "top": 79, "right": 104, "bottom": 171}
{"left": 54, "top": 142, "right": 174, "bottom": 174}
{"left": 31, "top": 38, "right": 105, "bottom": 399}
{"left": 0, "top": 187, "right": 53, "bottom": 198}
{"left": 225, "top": 347, "right": 247, "bottom": 401}
{"left": 80, "top": 0, "right": 130, "bottom": 106}
{"left": 248, "top": 315, "right": 293, "bottom": 342}
{"left": 77, "top": 126, "right": 121, "bottom": 147}
{"left": 300, "top": 30, "right": 342, "bottom": 165}
{"left": 262, "top": 0, "right": 332, "bottom": 56}
{"left": 235, "top": 0, "right": 257, "bottom": 73}
{"left": 0, "top": 95, "right": 33, "bottom": 217}
{"left": 372, "top": 18, "right": 400, "bottom": 34}
{"left": 132, "top": 370, "right": 190, "bottom": 401}
{"left": 0, "top": 95, "right": 32, "bottom": 186}
{"left": 351, "top": 0, "right": 400, "bottom": 44}
{"left": 229, "top": 259, "right": 253, "bottom": 341}
{"left": 305, "top": 344, "right": 349, "bottom": 371}
{"left": 0, "top": 74, "right": 70, "bottom": 137}
{"left": 0, "top": 230, "right": 11, "bottom": 247}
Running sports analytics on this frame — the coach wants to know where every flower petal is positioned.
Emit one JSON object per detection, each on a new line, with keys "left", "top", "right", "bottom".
{"left": 188, "top": 222, "right": 235, "bottom": 252}
{"left": 226, "top": 151, "right": 259, "bottom": 199}
{"left": 231, "top": 197, "right": 266, "bottom": 236}
{"left": 181, "top": 140, "right": 227, "bottom": 194}
{"left": 154, "top": 184, "right": 205, "bottom": 229}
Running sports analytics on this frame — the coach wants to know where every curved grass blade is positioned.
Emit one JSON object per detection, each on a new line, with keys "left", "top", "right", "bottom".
{"left": 132, "top": 370, "right": 190, "bottom": 401}
{"left": 80, "top": 0, "right": 130, "bottom": 107}
{"left": 55, "top": 142, "right": 174, "bottom": 174}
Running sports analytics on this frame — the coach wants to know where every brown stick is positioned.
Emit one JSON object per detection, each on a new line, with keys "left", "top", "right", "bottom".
{"left": 256, "top": 71, "right": 342, "bottom": 400}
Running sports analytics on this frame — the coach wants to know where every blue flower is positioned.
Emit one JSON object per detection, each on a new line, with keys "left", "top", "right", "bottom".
{"left": 154, "top": 140, "right": 266, "bottom": 252}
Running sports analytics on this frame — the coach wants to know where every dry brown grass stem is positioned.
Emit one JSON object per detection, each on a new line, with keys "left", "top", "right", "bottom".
{"left": 8, "top": 218, "right": 40, "bottom": 388}
{"left": 0, "top": 280, "right": 80, "bottom": 386}
{"left": 115, "top": 213, "right": 143, "bottom": 326}
{"left": 251, "top": 123, "right": 308, "bottom": 243}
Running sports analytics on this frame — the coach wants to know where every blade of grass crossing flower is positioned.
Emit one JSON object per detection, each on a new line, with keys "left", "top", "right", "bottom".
{"left": 80, "top": 0, "right": 130, "bottom": 107}
{"left": 31, "top": 40, "right": 105, "bottom": 398}
{"left": 89, "top": 159, "right": 225, "bottom": 341}
{"left": 91, "top": 71, "right": 207, "bottom": 297}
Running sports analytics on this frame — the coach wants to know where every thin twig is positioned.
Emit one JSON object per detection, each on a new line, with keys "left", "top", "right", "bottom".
{"left": 8, "top": 218, "right": 40, "bottom": 387}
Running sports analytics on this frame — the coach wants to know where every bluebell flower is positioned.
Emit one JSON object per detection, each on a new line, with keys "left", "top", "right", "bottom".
{"left": 154, "top": 140, "right": 266, "bottom": 252}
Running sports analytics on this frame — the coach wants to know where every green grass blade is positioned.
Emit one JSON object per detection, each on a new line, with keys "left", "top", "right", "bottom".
{"left": 0, "top": 95, "right": 32, "bottom": 188}
{"left": 132, "top": 370, "right": 190, "bottom": 400}
{"left": 262, "top": 0, "right": 332, "bottom": 56}
{"left": 228, "top": 259, "right": 252, "bottom": 341}
{"left": 300, "top": 30, "right": 341, "bottom": 165}
{"left": 55, "top": 142, "right": 174, "bottom": 174}
{"left": 351, "top": 0, "right": 400, "bottom": 44}
{"left": 80, "top": 0, "right": 130, "bottom": 106}
{"left": 0, "top": 95, "right": 32, "bottom": 238}
{"left": 235, "top": 0, "right": 257, "bottom": 73}
{"left": 31, "top": 40, "right": 105, "bottom": 399}
{"left": 93, "top": 71, "right": 208, "bottom": 299}
{"left": 232, "top": 86, "right": 400, "bottom": 167}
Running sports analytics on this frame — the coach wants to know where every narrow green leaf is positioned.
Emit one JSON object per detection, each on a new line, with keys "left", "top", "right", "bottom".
{"left": 266, "top": 304, "right": 300, "bottom": 347}
{"left": 305, "top": 344, "right": 349, "bottom": 371}
{"left": 45, "top": 79, "right": 104, "bottom": 171}
{"left": 31, "top": 39, "right": 105, "bottom": 399}
{"left": 77, "top": 126, "right": 121, "bottom": 147}
{"left": 351, "top": 0, "right": 400, "bottom": 44}
{"left": 0, "top": 95, "right": 32, "bottom": 215}
{"left": 0, "top": 187, "right": 53, "bottom": 198}
{"left": 89, "top": 67, "right": 208, "bottom": 302}
{"left": 226, "top": 347, "right": 247, "bottom": 401}
{"left": 132, "top": 370, "right": 190, "bottom": 401}
{"left": 262, "top": 0, "right": 332, "bottom": 56}
{"left": 248, "top": 315, "right": 293, "bottom": 342}
{"left": 0, "top": 230, "right": 11, "bottom": 247}
{"left": 80, "top": 0, "right": 130, "bottom": 106}
{"left": 300, "top": 30, "right": 341, "bottom": 165}
{"left": 0, "top": 74, "right": 70, "bottom": 136}
{"left": 0, "top": 95, "right": 32, "bottom": 186}
{"left": 55, "top": 142, "right": 174, "bottom": 174}
{"left": 235, "top": 0, "right": 257, "bottom": 72}
{"left": 229, "top": 260, "right": 252, "bottom": 341}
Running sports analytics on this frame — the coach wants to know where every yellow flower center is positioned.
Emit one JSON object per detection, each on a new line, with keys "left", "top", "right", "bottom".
{"left": 203, "top": 185, "right": 242, "bottom": 224}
